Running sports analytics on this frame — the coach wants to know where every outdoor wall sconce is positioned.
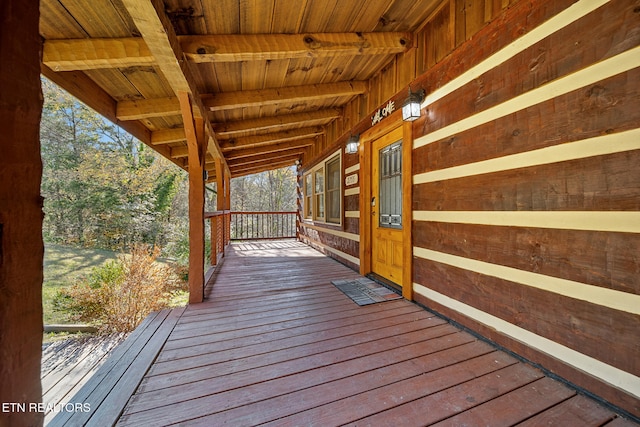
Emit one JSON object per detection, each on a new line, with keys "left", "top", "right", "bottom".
{"left": 402, "top": 87, "right": 425, "bottom": 122}
{"left": 345, "top": 134, "right": 360, "bottom": 154}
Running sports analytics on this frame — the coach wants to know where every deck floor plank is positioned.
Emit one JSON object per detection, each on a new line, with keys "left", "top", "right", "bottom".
{"left": 159, "top": 304, "right": 420, "bottom": 358}
{"left": 119, "top": 329, "right": 464, "bottom": 421}
{"left": 109, "top": 241, "right": 638, "bottom": 426}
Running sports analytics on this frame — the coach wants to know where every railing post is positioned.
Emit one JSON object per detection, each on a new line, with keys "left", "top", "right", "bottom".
{"left": 210, "top": 216, "right": 217, "bottom": 266}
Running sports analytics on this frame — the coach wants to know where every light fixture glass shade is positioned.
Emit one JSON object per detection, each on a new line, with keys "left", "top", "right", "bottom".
{"left": 402, "top": 89, "right": 424, "bottom": 122}
{"left": 345, "top": 135, "right": 359, "bottom": 154}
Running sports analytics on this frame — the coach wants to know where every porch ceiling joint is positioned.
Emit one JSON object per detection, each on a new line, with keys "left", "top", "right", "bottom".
{"left": 119, "top": 0, "right": 225, "bottom": 164}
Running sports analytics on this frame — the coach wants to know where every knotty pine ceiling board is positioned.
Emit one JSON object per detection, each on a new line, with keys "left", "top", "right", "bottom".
{"left": 297, "top": 0, "right": 340, "bottom": 33}
{"left": 208, "top": 62, "right": 244, "bottom": 93}
{"left": 59, "top": 0, "right": 133, "bottom": 38}
{"left": 191, "top": 63, "right": 222, "bottom": 94}
{"left": 83, "top": 69, "right": 143, "bottom": 101}
{"left": 271, "top": 0, "right": 309, "bottom": 33}
{"left": 121, "top": 66, "right": 178, "bottom": 99}
{"left": 162, "top": 0, "right": 207, "bottom": 35}
{"left": 201, "top": 0, "right": 241, "bottom": 34}
{"left": 240, "top": 0, "right": 276, "bottom": 34}
{"left": 263, "top": 58, "right": 291, "bottom": 89}
{"left": 325, "top": 0, "right": 383, "bottom": 32}
{"left": 374, "top": 0, "right": 442, "bottom": 32}
{"left": 39, "top": 0, "right": 88, "bottom": 39}
{"left": 241, "top": 60, "right": 269, "bottom": 91}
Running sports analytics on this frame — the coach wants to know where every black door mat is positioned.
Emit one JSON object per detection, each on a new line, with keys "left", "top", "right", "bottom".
{"left": 331, "top": 278, "right": 402, "bottom": 306}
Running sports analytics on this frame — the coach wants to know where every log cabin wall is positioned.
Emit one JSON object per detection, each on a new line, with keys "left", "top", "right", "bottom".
{"left": 299, "top": 0, "right": 640, "bottom": 416}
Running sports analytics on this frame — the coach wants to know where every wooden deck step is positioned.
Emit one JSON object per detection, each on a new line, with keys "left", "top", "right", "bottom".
{"left": 42, "top": 334, "right": 126, "bottom": 424}
{"left": 48, "top": 306, "right": 185, "bottom": 427}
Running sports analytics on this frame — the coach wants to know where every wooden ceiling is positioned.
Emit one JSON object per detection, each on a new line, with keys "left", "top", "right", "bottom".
{"left": 40, "top": 0, "right": 442, "bottom": 178}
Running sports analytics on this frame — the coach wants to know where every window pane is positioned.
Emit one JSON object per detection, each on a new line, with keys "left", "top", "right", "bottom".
{"left": 315, "top": 169, "right": 324, "bottom": 193}
{"left": 379, "top": 141, "right": 402, "bottom": 228}
{"left": 326, "top": 156, "right": 341, "bottom": 223}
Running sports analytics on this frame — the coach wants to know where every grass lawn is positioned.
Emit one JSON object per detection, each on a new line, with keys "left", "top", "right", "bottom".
{"left": 43, "top": 244, "right": 118, "bottom": 325}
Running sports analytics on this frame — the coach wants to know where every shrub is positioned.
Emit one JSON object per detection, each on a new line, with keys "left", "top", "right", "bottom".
{"left": 55, "top": 244, "right": 187, "bottom": 333}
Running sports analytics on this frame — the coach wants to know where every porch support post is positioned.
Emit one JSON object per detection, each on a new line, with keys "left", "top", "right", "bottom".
{"left": 0, "top": 0, "right": 44, "bottom": 424}
{"left": 215, "top": 157, "right": 227, "bottom": 252}
{"left": 178, "top": 91, "right": 206, "bottom": 304}
{"left": 224, "top": 170, "right": 231, "bottom": 245}
{"left": 215, "top": 158, "right": 225, "bottom": 211}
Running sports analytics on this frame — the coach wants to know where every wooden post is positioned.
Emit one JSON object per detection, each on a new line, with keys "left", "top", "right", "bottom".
{"left": 0, "top": 0, "right": 44, "bottom": 424}
{"left": 210, "top": 216, "right": 217, "bottom": 265}
{"left": 214, "top": 157, "right": 226, "bottom": 250}
{"left": 178, "top": 91, "right": 205, "bottom": 304}
{"left": 224, "top": 172, "right": 231, "bottom": 245}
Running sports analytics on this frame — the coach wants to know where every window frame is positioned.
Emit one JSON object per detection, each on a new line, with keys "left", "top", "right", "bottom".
{"left": 302, "top": 149, "right": 342, "bottom": 226}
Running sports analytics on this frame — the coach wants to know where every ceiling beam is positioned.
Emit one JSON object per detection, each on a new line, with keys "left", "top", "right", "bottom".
{"left": 43, "top": 38, "right": 154, "bottom": 71}
{"left": 42, "top": 32, "right": 410, "bottom": 71}
{"left": 228, "top": 152, "right": 302, "bottom": 168}
{"left": 230, "top": 159, "right": 298, "bottom": 177}
{"left": 221, "top": 127, "right": 322, "bottom": 151}
{"left": 116, "top": 97, "right": 181, "bottom": 120}
{"left": 225, "top": 139, "right": 315, "bottom": 160}
{"left": 214, "top": 109, "right": 340, "bottom": 139}
{"left": 119, "top": 0, "right": 224, "bottom": 161}
{"left": 203, "top": 81, "right": 367, "bottom": 111}
{"left": 151, "top": 127, "right": 186, "bottom": 145}
{"left": 181, "top": 32, "right": 411, "bottom": 63}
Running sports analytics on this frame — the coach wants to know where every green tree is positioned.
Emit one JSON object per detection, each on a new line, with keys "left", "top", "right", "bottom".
{"left": 40, "top": 78, "right": 187, "bottom": 251}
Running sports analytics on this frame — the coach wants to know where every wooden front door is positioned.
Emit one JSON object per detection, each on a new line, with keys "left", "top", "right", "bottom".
{"left": 371, "top": 126, "right": 404, "bottom": 286}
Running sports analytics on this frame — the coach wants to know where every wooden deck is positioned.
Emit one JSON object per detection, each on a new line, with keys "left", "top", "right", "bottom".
{"left": 53, "top": 241, "right": 638, "bottom": 426}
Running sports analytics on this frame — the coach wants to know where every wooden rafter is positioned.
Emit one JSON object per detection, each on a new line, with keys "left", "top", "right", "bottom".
{"left": 227, "top": 150, "right": 305, "bottom": 168}
{"left": 42, "top": 32, "right": 410, "bottom": 71}
{"left": 116, "top": 97, "right": 181, "bottom": 121}
{"left": 119, "top": 0, "right": 224, "bottom": 161}
{"left": 225, "top": 139, "right": 315, "bottom": 160}
{"left": 221, "top": 127, "right": 322, "bottom": 151}
{"left": 230, "top": 159, "right": 298, "bottom": 177}
{"left": 181, "top": 32, "right": 411, "bottom": 63}
{"left": 203, "top": 81, "right": 367, "bottom": 111}
{"left": 43, "top": 38, "right": 154, "bottom": 71}
{"left": 214, "top": 109, "right": 341, "bottom": 139}
{"left": 151, "top": 128, "right": 186, "bottom": 145}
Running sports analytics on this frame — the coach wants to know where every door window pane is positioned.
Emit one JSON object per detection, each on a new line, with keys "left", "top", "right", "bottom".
{"left": 379, "top": 141, "right": 402, "bottom": 229}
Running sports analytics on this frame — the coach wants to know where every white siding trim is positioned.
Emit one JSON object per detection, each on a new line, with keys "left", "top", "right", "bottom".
{"left": 415, "top": 46, "right": 640, "bottom": 150}
{"left": 302, "top": 223, "right": 360, "bottom": 242}
{"left": 414, "top": 128, "right": 640, "bottom": 185}
{"left": 419, "top": 0, "right": 609, "bottom": 111}
{"left": 413, "top": 246, "right": 640, "bottom": 315}
{"left": 413, "top": 210, "right": 640, "bottom": 234}
{"left": 413, "top": 283, "right": 640, "bottom": 399}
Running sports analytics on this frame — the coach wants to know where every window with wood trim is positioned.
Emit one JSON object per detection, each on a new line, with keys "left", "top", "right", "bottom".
{"left": 326, "top": 155, "right": 341, "bottom": 224}
{"left": 304, "top": 173, "right": 312, "bottom": 218}
{"left": 314, "top": 168, "right": 325, "bottom": 221}
{"left": 303, "top": 150, "right": 342, "bottom": 225}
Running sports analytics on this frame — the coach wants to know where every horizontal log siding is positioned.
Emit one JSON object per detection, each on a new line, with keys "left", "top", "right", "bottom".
{"left": 299, "top": 0, "right": 640, "bottom": 415}
{"left": 299, "top": 227, "right": 359, "bottom": 271}
{"left": 411, "top": 0, "right": 640, "bottom": 416}
{"left": 414, "top": 69, "right": 640, "bottom": 175}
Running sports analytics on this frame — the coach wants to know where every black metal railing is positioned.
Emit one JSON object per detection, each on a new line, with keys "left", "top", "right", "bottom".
{"left": 230, "top": 211, "right": 298, "bottom": 240}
